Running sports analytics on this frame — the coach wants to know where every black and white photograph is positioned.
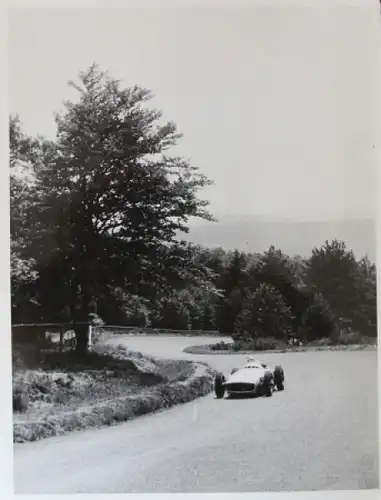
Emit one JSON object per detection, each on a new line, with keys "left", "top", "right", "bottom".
{"left": 6, "top": 1, "right": 380, "bottom": 495}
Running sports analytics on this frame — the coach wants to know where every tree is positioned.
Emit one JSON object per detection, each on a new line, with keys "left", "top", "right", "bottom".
{"left": 300, "top": 292, "right": 335, "bottom": 342}
{"left": 352, "top": 256, "right": 377, "bottom": 336}
{"left": 247, "top": 246, "right": 309, "bottom": 334}
{"left": 216, "top": 250, "right": 248, "bottom": 333}
{"left": 217, "top": 287, "right": 245, "bottom": 334}
{"left": 222, "top": 250, "right": 248, "bottom": 293}
{"left": 194, "top": 246, "right": 226, "bottom": 291}
{"left": 150, "top": 294, "right": 191, "bottom": 330}
{"left": 20, "top": 64, "right": 214, "bottom": 353}
{"left": 9, "top": 116, "right": 41, "bottom": 321}
{"left": 234, "top": 282, "right": 294, "bottom": 341}
{"left": 305, "top": 239, "right": 360, "bottom": 331}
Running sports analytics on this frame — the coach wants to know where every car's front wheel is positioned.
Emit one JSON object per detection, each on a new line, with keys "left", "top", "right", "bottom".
{"left": 263, "top": 373, "right": 273, "bottom": 397}
{"left": 214, "top": 373, "right": 226, "bottom": 399}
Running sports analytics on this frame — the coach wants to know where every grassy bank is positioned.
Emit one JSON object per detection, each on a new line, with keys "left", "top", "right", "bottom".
{"left": 13, "top": 344, "right": 215, "bottom": 443}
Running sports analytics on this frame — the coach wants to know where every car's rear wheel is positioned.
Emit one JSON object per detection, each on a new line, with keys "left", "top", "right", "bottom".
{"left": 274, "top": 365, "right": 285, "bottom": 391}
{"left": 214, "top": 373, "right": 226, "bottom": 399}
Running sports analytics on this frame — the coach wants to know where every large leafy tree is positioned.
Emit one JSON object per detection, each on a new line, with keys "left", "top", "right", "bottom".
{"left": 305, "top": 239, "right": 361, "bottom": 331}
{"left": 21, "top": 64, "right": 214, "bottom": 352}
{"left": 9, "top": 116, "right": 42, "bottom": 320}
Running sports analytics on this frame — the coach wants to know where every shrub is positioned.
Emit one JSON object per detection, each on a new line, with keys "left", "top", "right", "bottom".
{"left": 309, "top": 337, "right": 333, "bottom": 347}
{"left": 12, "top": 346, "right": 40, "bottom": 371}
{"left": 13, "top": 389, "right": 29, "bottom": 412}
{"left": 233, "top": 337, "right": 286, "bottom": 351}
{"left": 252, "top": 337, "right": 285, "bottom": 351}
{"left": 89, "top": 313, "right": 105, "bottom": 327}
{"left": 337, "top": 330, "right": 370, "bottom": 345}
{"left": 210, "top": 341, "right": 230, "bottom": 351}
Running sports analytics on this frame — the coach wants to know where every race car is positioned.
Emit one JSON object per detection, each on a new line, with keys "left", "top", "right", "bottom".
{"left": 214, "top": 357, "right": 285, "bottom": 399}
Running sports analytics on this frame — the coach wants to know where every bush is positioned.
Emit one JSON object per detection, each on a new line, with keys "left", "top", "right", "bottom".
{"left": 210, "top": 341, "right": 230, "bottom": 351}
{"left": 252, "top": 337, "right": 286, "bottom": 350}
{"left": 12, "top": 346, "right": 40, "bottom": 371}
{"left": 337, "top": 330, "right": 375, "bottom": 345}
{"left": 13, "top": 390, "right": 29, "bottom": 412}
{"left": 233, "top": 337, "right": 286, "bottom": 351}
{"left": 309, "top": 337, "right": 333, "bottom": 347}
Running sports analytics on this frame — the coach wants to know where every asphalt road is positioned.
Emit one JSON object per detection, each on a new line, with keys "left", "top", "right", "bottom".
{"left": 14, "top": 335, "right": 379, "bottom": 493}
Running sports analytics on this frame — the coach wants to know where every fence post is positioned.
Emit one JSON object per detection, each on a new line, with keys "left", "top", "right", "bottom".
{"left": 59, "top": 326, "right": 64, "bottom": 352}
{"left": 88, "top": 323, "right": 92, "bottom": 351}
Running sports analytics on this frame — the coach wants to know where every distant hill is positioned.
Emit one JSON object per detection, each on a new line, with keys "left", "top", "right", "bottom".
{"left": 182, "top": 215, "right": 376, "bottom": 262}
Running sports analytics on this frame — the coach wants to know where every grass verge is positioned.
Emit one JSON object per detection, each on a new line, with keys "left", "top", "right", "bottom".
{"left": 13, "top": 344, "right": 215, "bottom": 443}
{"left": 183, "top": 335, "right": 377, "bottom": 355}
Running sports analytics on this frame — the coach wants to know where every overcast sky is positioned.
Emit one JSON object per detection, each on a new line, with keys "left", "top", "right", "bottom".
{"left": 9, "top": 6, "right": 379, "bottom": 222}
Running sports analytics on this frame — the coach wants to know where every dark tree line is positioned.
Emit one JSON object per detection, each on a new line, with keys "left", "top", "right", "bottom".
{"left": 10, "top": 65, "right": 377, "bottom": 353}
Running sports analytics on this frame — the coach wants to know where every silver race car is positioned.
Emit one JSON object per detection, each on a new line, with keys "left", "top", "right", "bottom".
{"left": 214, "top": 357, "right": 285, "bottom": 399}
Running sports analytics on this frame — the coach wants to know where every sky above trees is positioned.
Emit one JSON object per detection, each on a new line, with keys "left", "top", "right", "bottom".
{"left": 9, "top": 6, "right": 378, "bottom": 222}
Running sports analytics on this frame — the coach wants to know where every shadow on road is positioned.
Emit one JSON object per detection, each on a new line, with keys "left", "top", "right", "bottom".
{"left": 214, "top": 389, "right": 284, "bottom": 400}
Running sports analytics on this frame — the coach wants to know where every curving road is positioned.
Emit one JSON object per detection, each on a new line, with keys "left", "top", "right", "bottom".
{"left": 14, "top": 335, "right": 379, "bottom": 493}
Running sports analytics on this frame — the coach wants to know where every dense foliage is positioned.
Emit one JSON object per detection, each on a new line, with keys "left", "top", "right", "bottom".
{"left": 10, "top": 65, "right": 377, "bottom": 352}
